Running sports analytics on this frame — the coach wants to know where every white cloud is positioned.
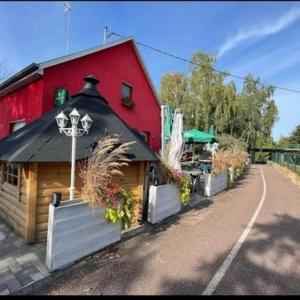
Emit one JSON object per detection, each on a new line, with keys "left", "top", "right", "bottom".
{"left": 217, "top": 7, "right": 300, "bottom": 59}
{"left": 229, "top": 41, "right": 300, "bottom": 80}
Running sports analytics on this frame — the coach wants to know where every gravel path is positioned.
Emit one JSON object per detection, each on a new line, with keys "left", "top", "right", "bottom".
{"left": 34, "top": 164, "right": 300, "bottom": 295}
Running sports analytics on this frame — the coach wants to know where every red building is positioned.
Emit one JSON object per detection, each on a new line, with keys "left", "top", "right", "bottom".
{"left": 0, "top": 37, "right": 161, "bottom": 152}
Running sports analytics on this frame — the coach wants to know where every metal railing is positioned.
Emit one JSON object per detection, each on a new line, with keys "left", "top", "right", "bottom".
{"left": 271, "top": 152, "right": 300, "bottom": 175}
{"left": 281, "top": 144, "right": 300, "bottom": 150}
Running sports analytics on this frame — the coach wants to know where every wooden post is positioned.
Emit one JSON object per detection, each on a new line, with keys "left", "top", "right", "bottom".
{"left": 25, "top": 163, "right": 38, "bottom": 243}
{"left": 136, "top": 162, "right": 145, "bottom": 224}
{"left": 141, "top": 162, "right": 150, "bottom": 222}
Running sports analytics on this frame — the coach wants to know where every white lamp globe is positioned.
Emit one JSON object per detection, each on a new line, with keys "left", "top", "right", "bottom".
{"left": 69, "top": 108, "right": 81, "bottom": 126}
{"left": 81, "top": 114, "right": 93, "bottom": 131}
{"left": 55, "top": 111, "right": 68, "bottom": 128}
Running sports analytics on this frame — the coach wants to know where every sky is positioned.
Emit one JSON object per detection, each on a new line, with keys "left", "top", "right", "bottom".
{"left": 0, "top": 1, "right": 299, "bottom": 141}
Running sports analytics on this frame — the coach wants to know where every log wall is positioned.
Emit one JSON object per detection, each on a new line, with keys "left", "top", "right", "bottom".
{"left": 35, "top": 162, "right": 82, "bottom": 242}
{"left": 35, "top": 161, "right": 147, "bottom": 242}
{"left": 0, "top": 162, "right": 27, "bottom": 239}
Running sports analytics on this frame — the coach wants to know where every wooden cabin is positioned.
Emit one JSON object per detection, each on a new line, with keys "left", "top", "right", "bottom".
{"left": 0, "top": 76, "right": 157, "bottom": 243}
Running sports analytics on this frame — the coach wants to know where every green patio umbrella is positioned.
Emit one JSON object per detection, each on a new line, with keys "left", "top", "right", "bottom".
{"left": 184, "top": 128, "right": 215, "bottom": 143}
{"left": 163, "top": 105, "right": 173, "bottom": 144}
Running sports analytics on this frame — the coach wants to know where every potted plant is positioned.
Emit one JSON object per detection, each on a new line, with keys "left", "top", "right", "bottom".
{"left": 147, "top": 155, "right": 191, "bottom": 224}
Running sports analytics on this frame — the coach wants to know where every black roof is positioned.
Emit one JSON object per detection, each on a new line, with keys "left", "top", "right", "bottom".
{"left": 0, "top": 77, "right": 157, "bottom": 163}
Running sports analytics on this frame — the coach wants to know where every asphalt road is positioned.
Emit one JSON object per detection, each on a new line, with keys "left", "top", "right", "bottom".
{"left": 34, "top": 164, "right": 300, "bottom": 295}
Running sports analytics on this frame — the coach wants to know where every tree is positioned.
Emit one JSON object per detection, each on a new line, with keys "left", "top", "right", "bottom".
{"left": 159, "top": 52, "right": 279, "bottom": 148}
{"left": 278, "top": 125, "right": 300, "bottom": 146}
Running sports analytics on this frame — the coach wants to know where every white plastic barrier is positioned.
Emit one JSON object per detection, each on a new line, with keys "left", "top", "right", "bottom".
{"left": 46, "top": 199, "right": 121, "bottom": 271}
{"left": 147, "top": 184, "right": 181, "bottom": 224}
{"left": 204, "top": 172, "right": 228, "bottom": 197}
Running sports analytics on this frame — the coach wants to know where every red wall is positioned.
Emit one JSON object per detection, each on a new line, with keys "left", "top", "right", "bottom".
{"left": 0, "top": 41, "right": 161, "bottom": 151}
{"left": 42, "top": 41, "right": 161, "bottom": 151}
{"left": 0, "top": 79, "right": 43, "bottom": 139}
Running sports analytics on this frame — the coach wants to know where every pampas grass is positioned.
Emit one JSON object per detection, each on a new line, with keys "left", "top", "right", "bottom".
{"left": 79, "top": 135, "right": 135, "bottom": 207}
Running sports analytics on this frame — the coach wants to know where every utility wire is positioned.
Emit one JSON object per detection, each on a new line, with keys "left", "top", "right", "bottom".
{"left": 109, "top": 30, "right": 300, "bottom": 94}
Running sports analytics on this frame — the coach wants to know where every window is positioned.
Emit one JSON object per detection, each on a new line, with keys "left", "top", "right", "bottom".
{"left": 121, "top": 83, "right": 134, "bottom": 108}
{"left": 3, "top": 163, "right": 19, "bottom": 186}
{"left": 121, "top": 83, "right": 132, "bottom": 99}
{"left": 9, "top": 120, "right": 26, "bottom": 134}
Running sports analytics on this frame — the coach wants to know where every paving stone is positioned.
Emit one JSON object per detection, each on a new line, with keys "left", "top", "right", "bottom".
{"left": 21, "top": 262, "right": 33, "bottom": 269}
{"left": 30, "top": 272, "right": 44, "bottom": 282}
{"left": 16, "top": 252, "right": 38, "bottom": 265}
{"left": 23, "top": 265, "right": 39, "bottom": 275}
{"left": 0, "top": 257, "right": 15, "bottom": 269}
{"left": 0, "top": 266, "right": 9, "bottom": 275}
{"left": 0, "top": 288, "right": 10, "bottom": 295}
{"left": 18, "top": 276, "right": 33, "bottom": 286}
{"left": 0, "top": 270, "right": 14, "bottom": 285}
{"left": 9, "top": 262, "right": 23, "bottom": 274}
{"left": 0, "top": 218, "right": 48, "bottom": 295}
{"left": 31, "top": 260, "right": 49, "bottom": 276}
{"left": 14, "top": 271, "right": 34, "bottom": 286}
{"left": 6, "top": 277, "right": 22, "bottom": 293}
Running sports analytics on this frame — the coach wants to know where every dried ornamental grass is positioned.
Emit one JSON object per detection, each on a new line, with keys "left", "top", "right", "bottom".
{"left": 79, "top": 135, "right": 136, "bottom": 208}
{"left": 212, "top": 149, "right": 248, "bottom": 176}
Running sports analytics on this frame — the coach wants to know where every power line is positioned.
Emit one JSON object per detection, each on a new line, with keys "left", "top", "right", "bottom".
{"left": 109, "top": 30, "right": 300, "bottom": 94}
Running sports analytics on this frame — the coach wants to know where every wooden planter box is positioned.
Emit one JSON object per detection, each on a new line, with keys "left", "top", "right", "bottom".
{"left": 147, "top": 184, "right": 181, "bottom": 224}
{"left": 204, "top": 172, "right": 228, "bottom": 197}
{"left": 46, "top": 199, "right": 121, "bottom": 272}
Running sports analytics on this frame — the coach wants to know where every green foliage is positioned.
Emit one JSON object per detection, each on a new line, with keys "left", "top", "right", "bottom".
{"left": 277, "top": 124, "right": 300, "bottom": 146}
{"left": 105, "top": 187, "right": 136, "bottom": 230}
{"left": 159, "top": 52, "right": 279, "bottom": 148}
{"left": 179, "top": 176, "right": 191, "bottom": 205}
{"left": 105, "top": 207, "right": 119, "bottom": 224}
{"left": 217, "top": 134, "right": 248, "bottom": 151}
{"left": 117, "top": 188, "right": 135, "bottom": 230}
{"left": 158, "top": 155, "right": 191, "bottom": 205}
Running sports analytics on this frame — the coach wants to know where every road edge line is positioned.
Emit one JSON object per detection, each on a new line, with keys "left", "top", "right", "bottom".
{"left": 201, "top": 166, "right": 267, "bottom": 295}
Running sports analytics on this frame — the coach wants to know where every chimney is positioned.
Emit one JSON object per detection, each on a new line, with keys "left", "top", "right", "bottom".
{"left": 71, "top": 75, "right": 108, "bottom": 104}
{"left": 78, "top": 75, "right": 103, "bottom": 99}
{"left": 83, "top": 75, "right": 100, "bottom": 91}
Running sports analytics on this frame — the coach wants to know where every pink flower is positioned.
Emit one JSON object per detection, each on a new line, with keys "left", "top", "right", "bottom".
{"left": 175, "top": 170, "right": 182, "bottom": 177}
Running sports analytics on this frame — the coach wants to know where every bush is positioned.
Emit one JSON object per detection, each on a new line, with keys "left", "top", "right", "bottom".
{"left": 217, "top": 134, "right": 248, "bottom": 151}
{"left": 212, "top": 149, "right": 248, "bottom": 176}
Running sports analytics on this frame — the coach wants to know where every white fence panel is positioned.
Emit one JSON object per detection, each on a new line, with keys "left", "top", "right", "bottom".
{"left": 148, "top": 184, "right": 181, "bottom": 224}
{"left": 204, "top": 172, "right": 228, "bottom": 197}
{"left": 46, "top": 199, "right": 121, "bottom": 272}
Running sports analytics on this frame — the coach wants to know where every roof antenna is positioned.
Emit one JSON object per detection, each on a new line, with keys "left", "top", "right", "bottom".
{"left": 64, "top": 1, "right": 71, "bottom": 55}
{"left": 103, "top": 26, "right": 112, "bottom": 44}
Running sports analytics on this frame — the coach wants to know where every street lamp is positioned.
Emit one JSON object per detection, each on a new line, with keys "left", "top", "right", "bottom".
{"left": 55, "top": 108, "right": 93, "bottom": 200}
